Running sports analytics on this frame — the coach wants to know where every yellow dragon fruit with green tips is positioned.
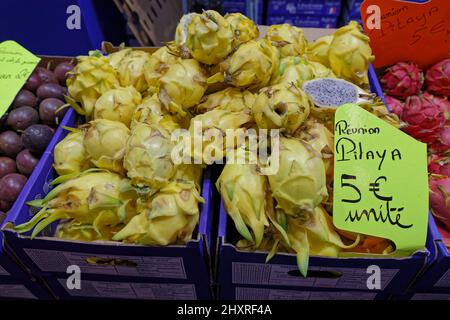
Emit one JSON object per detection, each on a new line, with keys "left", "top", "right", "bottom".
{"left": 328, "top": 21, "right": 375, "bottom": 86}
{"left": 188, "top": 107, "right": 253, "bottom": 164}
{"left": 113, "top": 181, "right": 204, "bottom": 245}
{"left": 307, "top": 34, "right": 333, "bottom": 68}
{"left": 265, "top": 24, "right": 308, "bottom": 58}
{"left": 131, "top": 95, "right": 168, "bottom": 127}
{"left": 57, "top": 220, "right": 103, "bottom": 242}
{"left": 271, "top": 57, "right": 336, "bottom": 86}
{"left": 158, "top": 59, "right": 208, "bottom": 116}
{"left": 67, "top": 52, "right": 119, "bottom": 118}
{"left": 131, "top": 94, "right": 189, "bottom": 131}
{"left": 14, "top": 170, "right": 137, "bottom": 239}
{"left": 172, "top": 164, "right": 203, "bottom": 189}
{"left": 296, "top": 120, "right": 334, "bottom": 180}
{"left": 124, "top": 122, "right": 178, "bottom": 194}
{"left": 144, "top": 46, "right": 180, "bottom": 95}
{"left": 93, "top": 86, "right": 142, "bottom": 127}
{"left": 286, "top": 207, "right": 359, "bottom": 276}
{"left": 268, "top": 137, "right": 328, "bottom": 218}
{"left": 175, "top": 10, "right": 233, "bottom": 65}
{"left": 56, "top": 218, "right": 127, "bottom": 242}
{"left": 216, "top": 163, "right": 270, "bottom": 247}
{"left": 207, "top": 39, "right": 279, "bottom": 90}
{"left": 252, "top": 83, "right": 312, "bottom": 135}
{"left": 53, "top": 129, "right": 92, "bottom": 176}
{"left": 83, "top": 119, "right": 130, "bottom": 174}
{"left": 196, "top": 87, "right": 255, "bottom": 114}
{"left": 108, "top": 49, "right": 151, "bottom": 93}
{"left": 225, "top": 12, "right": 259, "bottom": 47}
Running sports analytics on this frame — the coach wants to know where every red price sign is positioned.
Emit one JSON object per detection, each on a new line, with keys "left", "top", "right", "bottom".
{"left": 361, "top": 0, "right": 450, "bottom": 69}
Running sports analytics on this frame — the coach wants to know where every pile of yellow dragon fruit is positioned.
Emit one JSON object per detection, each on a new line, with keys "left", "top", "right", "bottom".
{"left": 14, "top": 11, "right": 402, "bottom": 274}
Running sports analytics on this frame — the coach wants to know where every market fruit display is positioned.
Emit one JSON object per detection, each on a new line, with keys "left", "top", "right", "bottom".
{"left": 0, "top": 60, "right": 73, "bottom": 213}
{"left": 12, "top": 12, "right": 400, "bottom": 275}
{"left": 380, "top": 60, "right": 450, "bottom": 231}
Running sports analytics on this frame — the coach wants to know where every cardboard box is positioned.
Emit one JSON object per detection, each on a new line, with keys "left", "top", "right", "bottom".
{"left": 408, "top": 217, "right": 450, "bottom": 294}
{"left": 221, "top": 284, "right": 392, "bottom": 300}
{"left": 44, "top": 276, "right": 202, "bottom": 300}
{"left": 268, "top": 0, "right": 342, "bottom": 17}
{"left": 216, "top": 202, "right": 429, "bottom": 300}
{"left": 0, "top": 275, "right": 52, "bottom": 300}
{"left": 2, "top": 107, "right": 214, "bottom": 300}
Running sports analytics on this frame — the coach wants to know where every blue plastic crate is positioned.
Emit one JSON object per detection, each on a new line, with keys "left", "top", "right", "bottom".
{"left": 268, "top": 0, "right": 342, "bottom": 17}
{"left": 267, "top": 15, "right": 339, "bottom": 29}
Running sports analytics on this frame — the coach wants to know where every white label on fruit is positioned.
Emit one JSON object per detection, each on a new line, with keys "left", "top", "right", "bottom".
{"left": 434, "top": 269, "right": 450, "bottom": 288}
{"left": 59, "top": 279, "right": 196, "bottom": 300}
{"left": 0, "top": 284, "right": 37, "bottom": 299}
{"left": 235, "top": 287, "right": 377, "bottom": 300}
{"left": 412, "top": 293, "right": 450, "bottom": 300}
{"left": 0, "top": 264, "right": 10, "bottom": 276}
{"left": 232, "top": 262, "right": 398, "bottom": 290}
{"left": 131, "top": 283, "right": 196, "bottom": 300}
{"left": 24, "top": 248, "right": 186, "bottom": 279}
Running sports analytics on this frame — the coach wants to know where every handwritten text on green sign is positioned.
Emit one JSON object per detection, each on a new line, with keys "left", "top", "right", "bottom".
{"left": 0, "top": 41, "right": 40, "bottom": 117}
{"left": 333, "top": 104, "right": 428, "bottom": 253}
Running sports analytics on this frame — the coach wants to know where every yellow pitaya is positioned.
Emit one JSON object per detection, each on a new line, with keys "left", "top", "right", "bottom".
{"left": 113, "top": 181, "right": 204, "bottom": 245}
{"left": 307, "top": 34, "right": 333, "bottom": 68}
{"left": 175, "top": 10, "right": 233, "bottom": 65}
{"left": 196, "top": 87, "right": 255, "bottom": 114}
{"left": 225, "top": 12, "right": 259, "bottom": 47}
{"left": 158, "top": 59, "right": 208, "bottom": 116}
{"left": 83, "top": 119, "right": 130, "bottom": 174}
{"left": 93, "top": 86, "right": 142, "bottom": 127}
{"left": 14, "top": 170, "right": 136, "bottom": 238}
{"left": 124, "top": 122, "right": 178, "bottom": 193}
{"left": 188, "top": 107, "right": 253, "bottom": 164}
{"left": 268, "top": 137, "right": 328, "bottom": 217}
{"left": 217, "top": 163, "right": 270, "bottom": 247}
{"left": 208, "top": 39, "right": 279, "bottom": 90}
{"left": 265, "top": 24, "right": 308, "bottom": 58}
{"left": 328, "top": 21, "right": 375, "bottom": 86}
{"left": 252, "top": 83, "right": 312, "bottom": 135}
{"left": 108, "top": 49, "right": 151, "bottom": 93}
{"left": 144, "top": 46, "right": 180, "bottom": 96}
{"left": 67, "top": 52, "right": 119, "bottom": 118}
{"left": 53, "top": 129, "right": 92, "bottom": 176}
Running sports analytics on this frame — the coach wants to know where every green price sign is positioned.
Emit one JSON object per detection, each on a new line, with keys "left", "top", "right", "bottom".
{"left": 0, "top": 41, "right": 40, "bottom": 118}
{"left": 333, "top": 104, "right": 429, "bottom": 253}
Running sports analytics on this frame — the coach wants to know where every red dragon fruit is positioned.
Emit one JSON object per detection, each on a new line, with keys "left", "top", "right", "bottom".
{"left": 429, "top": 174, "right": 450, "bottom": 229}
{"left": 429, "top": 154, "right": 450, "bottom": 177}
{"left": 402, "top": 93, "right": 447, "bottom": 143}
{"left": 429, "top": 125, "right": 450, "bottom": 154}
{"left": 384, "top": 95, "right": 404, "bottom": 117}
{"left": 381, "top": 62, "right": 424, "bottom": 99}
{"left": 426, "top": 59, "right": 450, "bottom": 97}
